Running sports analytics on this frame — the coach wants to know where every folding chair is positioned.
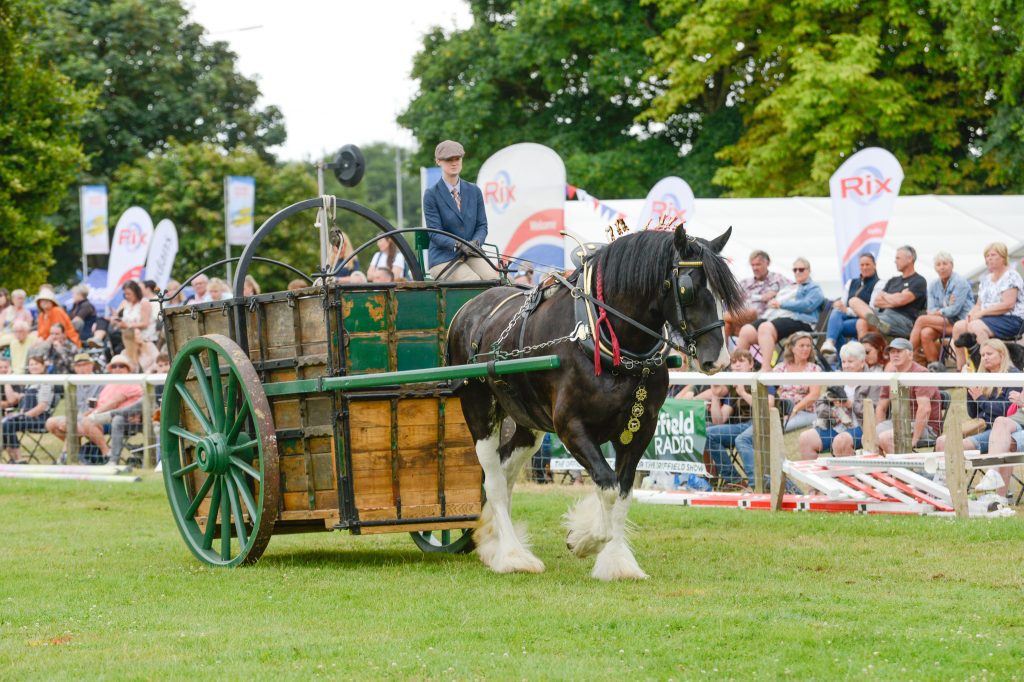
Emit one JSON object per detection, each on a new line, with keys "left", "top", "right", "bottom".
{"left": 19, "top": 391, "right": 63, "bottom": 464}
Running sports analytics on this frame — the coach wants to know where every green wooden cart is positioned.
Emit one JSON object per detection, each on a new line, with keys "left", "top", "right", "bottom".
{"left": 159, "top": 198, "right": 558, "bottom": 566}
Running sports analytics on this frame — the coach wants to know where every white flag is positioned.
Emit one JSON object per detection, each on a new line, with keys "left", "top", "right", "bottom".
{"left": 79, "top": 185, "right": 110, "bottom": 255}
{"left": 637, "top": 176, "right": 696, "bottom": 230}
{"left": 225, "top": 176, "right": 256, "bottom": 246}
{"left": 106, "top": 207, "right": 154, "bottom": 299}
{"left": 829, "top": 148, "right": 904, "bottom": 286}
{"left": 145, "top": 219, "right": 179, "bottom": 289}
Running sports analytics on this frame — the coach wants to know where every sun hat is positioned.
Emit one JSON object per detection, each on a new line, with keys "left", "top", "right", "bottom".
{"left": 434, "top": 140, "right": 465, "bottom": 160}
{"left": 73, "top": 352, "right": 96, "bottom": 366}
{"left": 107, "top": 354, "right": 135, "bottom": 370}
{"left": 34, "top": 289, "right": 59, "bottom": 305}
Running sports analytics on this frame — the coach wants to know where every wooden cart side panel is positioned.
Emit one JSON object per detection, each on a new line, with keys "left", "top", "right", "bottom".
{"left": 348, "top": 397, "right": 482, "bottom": 524}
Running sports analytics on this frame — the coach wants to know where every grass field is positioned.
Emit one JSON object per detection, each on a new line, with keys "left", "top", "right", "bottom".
{"left": 2, "top": 476, "right": 1023, "bottom": 680}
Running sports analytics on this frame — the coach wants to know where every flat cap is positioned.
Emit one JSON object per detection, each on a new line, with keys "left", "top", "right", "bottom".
{"left": 887, "top": 337, "right": 912, "bottom": 351}
{"left": 434, "top": 140, "right": 465, "bottom": 160}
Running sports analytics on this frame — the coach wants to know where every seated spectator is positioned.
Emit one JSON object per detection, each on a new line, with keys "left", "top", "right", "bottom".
{"left": 370, "top": 236, "right": 407, "bottom": 281}
{"left": 908, "top": 252, "right": 972, "bottom": 365}
{"left": 243, "top": 275, "right": 261, "bottom": 297}
{"left": 0, "top": 357, "right": 21, "bottom": 411}
{"left": 1, "top": 355, "right": 54, "bottom": 464}
{"left": 512, "top": 267, "right": 534, "bottom": 286}
{"left": 207, "top": 277, "right": 230, "bottom": 301}
{"left": 77, "top": 354, "right": 143, "bottom": 464}
{"left": 722, "top": 250, "right": 790, "bottom": 339}
{"left": 34, "top": 289, "right": 81, "bottom": 348}
{"left": 848, "top": 245, "right": 927, "bottom": 340}
{"left": 38, "top": 322, "right": 78, "bottom": 374}
{"left": 107, "top": 352, "right": 170, "bottom": 465}
{"left": 952, "top": 242, "right": 1024, "bottom": 370}
{"left": 734, "top": 258, "right": 824, "bottom": 367}
{"left": 859, "top": 332, "right": 888, "bottom": 370}
{"left": 185, "top": 274, "right": 211, "bottom": 304}
{"left": 328, "top": 229, "right": 368, "bottom": 284}
{"left": 4, "top": 320, "right": 38, "bottom": 373}
{"left": 935, "top": 339, "right": 1018, "bottom": 457}
{"left": 0, "top": 289, "right": 33, "bottom": 344}
{"left": 164, "top": 279, "right": 186, "bottom": 307}
{"left": 44, "top": 353, "right": 103, "bottom": 461}
{"left": 798, "top": 341, "right": 882, "bottom": 458}
{"left": 68, "top": 284, "right": 97, "bottom": 342}
{"left": 768, "top": 331, "right": 822, "bottom": 432}
{"left": 705, "top": 350, "right": 756, "bottom": 487}
{"left": 835, "top": 338, "right": 941, "bottom": 455}
{"left": 821, "top": 253, "right": 879, "bottom": 356}
{"left": 368, "top": 268, "right": 395, "bottom": 284}
{"left": 0, "top": 289, "right": 9, "bottom": 333}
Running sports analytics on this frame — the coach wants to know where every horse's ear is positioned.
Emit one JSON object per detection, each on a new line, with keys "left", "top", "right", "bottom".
{"left": 673, "top": 223, "right": 691, "bottom": 256}
{"left": 708, "top": 226, "right": 733, "bottom": 254}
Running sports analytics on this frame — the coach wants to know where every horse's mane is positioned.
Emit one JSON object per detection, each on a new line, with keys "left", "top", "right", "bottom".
{"left": 594, "top": 230, "right": 745, "bottom": 311}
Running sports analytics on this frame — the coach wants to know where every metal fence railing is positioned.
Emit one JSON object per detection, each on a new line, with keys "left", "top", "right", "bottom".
{"left": 0, "top": 373, "right": 165, "bottom": 467}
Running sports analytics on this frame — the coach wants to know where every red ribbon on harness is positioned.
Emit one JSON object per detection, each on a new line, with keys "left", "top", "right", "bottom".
{"left": 593, "top": 265, "right": 620, "bottom": 376}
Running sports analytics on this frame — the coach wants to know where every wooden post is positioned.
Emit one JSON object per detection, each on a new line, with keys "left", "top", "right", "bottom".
{"left": 892, "top": 382, "right": 913, "bottom": 454}
{"left": 943, "top": 388, "right": 969, "bottom": 518}
{"left": 142, "top": 383, "right": 155, "bottom": 469}
{"left": 769, "top": 406, "right": 786, "bottom": 511}
{"left": 750, "top": 379, "right": 770, "bottom": 493}
{"left": 66, "top": 381, "right": 79, "bottom": 464}
{"left": 861, "top": 398, "right": 878, "bottom": 454}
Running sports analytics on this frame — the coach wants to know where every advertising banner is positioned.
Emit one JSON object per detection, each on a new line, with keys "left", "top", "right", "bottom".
{"left": 477, "top": 143, "right": 566, "bottom": 276}
{"left": 79, "top": 185, "right": 110, "bottom": 255}
{"left": 549, "top": 398, "right": 708, "bottom": 475}
{"left": 225, "top": 176, "right": 256, "bottom": 246}
{"left": 829, "top": 148, "right": 904, "bottom": 286}
{"left": 145, "top": 219, "right": 178, "bottom": 289}
{"left": 636, "top": 176, "right": 696, "bottom": 230}
{"left": 105, "top": 207, "right": 154, "bottom": 299}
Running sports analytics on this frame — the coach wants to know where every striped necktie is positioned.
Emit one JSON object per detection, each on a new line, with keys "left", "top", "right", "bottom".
{"left": 452, "top": 187, "right": 461, "bottom": 211}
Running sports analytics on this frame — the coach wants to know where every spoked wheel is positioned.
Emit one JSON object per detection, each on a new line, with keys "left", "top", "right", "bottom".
{"left": 161, "top": 334, "right": 280, "bottom": 567}
{"left": 410, "top": 528, "right": 475, "bottom": 554}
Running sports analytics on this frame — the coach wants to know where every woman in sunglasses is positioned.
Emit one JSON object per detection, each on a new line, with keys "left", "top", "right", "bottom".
{"left": 735, "top": 257, "right": 825, "bottom": 367}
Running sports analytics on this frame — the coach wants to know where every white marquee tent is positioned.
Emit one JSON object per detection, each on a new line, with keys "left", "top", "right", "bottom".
{"left": 564, "top": 195, "right": 1024, "bottom": 299}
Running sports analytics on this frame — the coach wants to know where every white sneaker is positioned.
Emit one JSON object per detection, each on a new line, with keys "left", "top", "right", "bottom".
{"left": 820, "top": 339, "right": 837, "bottom": 355}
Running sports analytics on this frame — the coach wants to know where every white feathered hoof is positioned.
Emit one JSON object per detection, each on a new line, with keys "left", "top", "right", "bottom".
{"left": 564, "top": 493, "right": 611, "bottom": 558}
{"left": 474, "top": 502, "right": 545, "bottom": 574}
{"left": 591, "top": 539, "right": 649, "bottom": 581}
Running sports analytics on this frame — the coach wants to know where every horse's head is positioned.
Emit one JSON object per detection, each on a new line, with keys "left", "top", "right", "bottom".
{"left": 667, "top": 224, "right": 744, "bottom": 374}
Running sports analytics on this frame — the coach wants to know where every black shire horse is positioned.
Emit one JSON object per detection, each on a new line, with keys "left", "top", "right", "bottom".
{"left": 448, "top": 224, "right": 743, "bottom": 579}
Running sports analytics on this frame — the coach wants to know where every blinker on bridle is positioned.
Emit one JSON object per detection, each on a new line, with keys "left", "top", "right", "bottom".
{"left": 666, "top": 259, "right": 725, "bottom": 358}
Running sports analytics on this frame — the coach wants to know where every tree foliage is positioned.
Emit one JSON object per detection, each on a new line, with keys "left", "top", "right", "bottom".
{"left": 0, "top": 0, "right": 91, "bottom": 290}
{"left": 644, "top": 0, "right": 1023, "bottom": 196}
{"left": 36, "top": 0, "right": 287, "bottom": 283}
{"left": 398, "top": 0, "right": 736, "bottom": 198}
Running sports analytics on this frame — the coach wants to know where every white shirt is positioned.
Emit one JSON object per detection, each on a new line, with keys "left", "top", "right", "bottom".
{"left": 370, "top": 250, "right": 406, "bottom": 274}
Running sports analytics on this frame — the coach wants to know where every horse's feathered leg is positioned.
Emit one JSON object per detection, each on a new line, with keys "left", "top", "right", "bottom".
{"left": 591, "top": 436, "right": 654, "bottom": 581}
{"left": 559, "top": 418, "right": 618, "bottom": 559}
{"left": 474, "top": 426, "right": 545, "bottom": 574}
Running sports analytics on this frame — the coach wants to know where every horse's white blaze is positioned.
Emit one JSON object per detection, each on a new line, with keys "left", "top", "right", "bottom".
{"left": 565, "top": 485, "right": 617, "bottom": 558}
{"left": 592, "top": 491, "right": 648, "bottom": 581}
{"left": 474, "top": 428, "right": 545, "bottom": 574}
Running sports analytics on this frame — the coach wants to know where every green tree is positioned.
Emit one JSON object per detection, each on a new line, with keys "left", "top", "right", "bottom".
{"left": 0, "top": 0, "right": 91, "bottom": 290}
{"left": 37, "top": 0, "right": 287, "bottom": 283}
{"left": 644, "top": 0, "right": 1016, "bottom": 196}
{"left": 398, "top": 0, "right": 734, "bottom": 199}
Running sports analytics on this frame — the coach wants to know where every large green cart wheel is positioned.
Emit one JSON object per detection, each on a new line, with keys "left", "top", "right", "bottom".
{"left": 161, "top": 334, "right": 280, "bottom": 567}
{"left": 410, "top": 528, "right": 475, "bottom": 554}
